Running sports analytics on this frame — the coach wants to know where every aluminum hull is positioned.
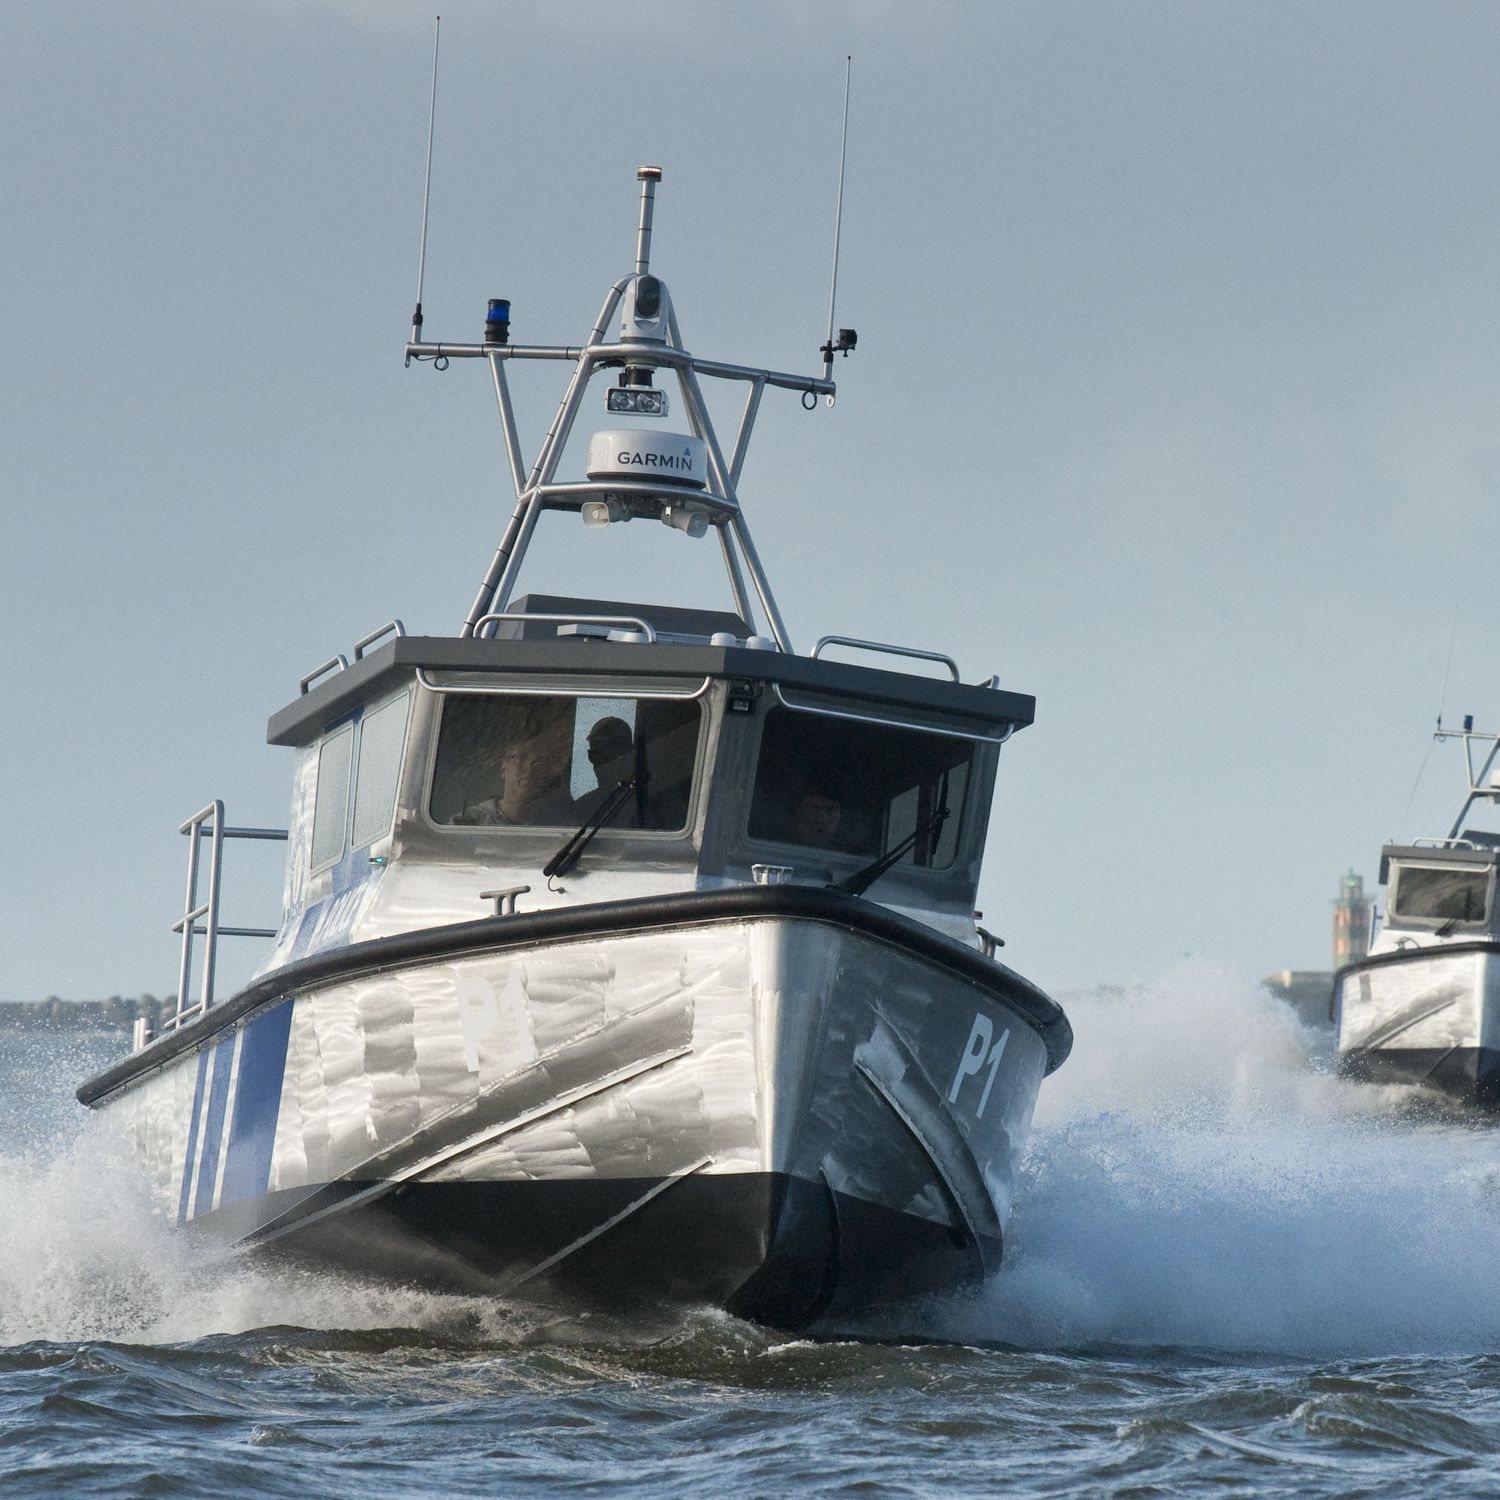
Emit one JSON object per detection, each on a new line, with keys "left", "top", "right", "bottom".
{"left": 80, "top": 888, "right": 1070, "bottom": 1328}
{"left": 1334, "top": 941, "right": 1500, "bottom": 1107}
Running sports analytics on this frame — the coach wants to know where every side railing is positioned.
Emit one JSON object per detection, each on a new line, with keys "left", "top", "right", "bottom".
{"left": 299, "top": 618, "right": 406, "bottom": 696}
{"left": 811, "top": 635, "right": 961, "bottom": 681}
{"left": 161, "top": 801, "right": 288, "bottom": 1042}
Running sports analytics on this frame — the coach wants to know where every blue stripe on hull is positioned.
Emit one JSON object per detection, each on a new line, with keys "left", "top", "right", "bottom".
{"left": 193, "top": 1037, "right": 237, "bottom": 1215}
{"left": 220, "top": 998, "right": 294, "bottom": 1208}
{"left": 177, "top": 1048, "right": 212, "bottom": 1225}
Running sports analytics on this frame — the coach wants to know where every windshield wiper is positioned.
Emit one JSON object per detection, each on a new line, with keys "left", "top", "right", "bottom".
{"left": 833, "top": 799, "right": 950, "bottom": 898}
{"left": 543, "top": 779, "right": 637, "bottom": 881}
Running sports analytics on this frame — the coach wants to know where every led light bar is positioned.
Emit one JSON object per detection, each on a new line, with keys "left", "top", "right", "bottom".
{"left": 606, "top": 387, "right": 669, "bottom": 417}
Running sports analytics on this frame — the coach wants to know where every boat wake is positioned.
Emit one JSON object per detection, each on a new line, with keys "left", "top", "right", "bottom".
{"left": 0, "top": 1123, "right": 496, "bottom": 1347}
{"left": 907, "top": 959, "right": 1500, "bottom": 1359}
{"left": 0, "top": 1091, "right": 749, "bottom": 1353}
{"left": 10, "top": 965, "right": 1500, "bottom": 1358}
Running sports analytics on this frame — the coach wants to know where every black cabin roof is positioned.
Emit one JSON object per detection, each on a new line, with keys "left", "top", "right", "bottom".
{"left": 268, "top": 634, "right": 1035, "bottom": 747}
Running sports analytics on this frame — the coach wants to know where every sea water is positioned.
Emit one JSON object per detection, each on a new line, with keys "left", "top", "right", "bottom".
{"left": 5, "top": 970, "right": 1500, "bottom": 1498}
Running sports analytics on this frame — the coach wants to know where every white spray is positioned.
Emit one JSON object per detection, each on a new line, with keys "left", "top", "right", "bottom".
{"left": 940, "top": 960, "right": 1500, "bottom": 1358}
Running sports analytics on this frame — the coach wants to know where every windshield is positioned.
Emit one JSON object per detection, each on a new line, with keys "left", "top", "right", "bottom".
{"left": 747, "top": 705, "right": 973, "bottom": 868}
{"left": 430, "top": 692, "right": 701, "bottom": 830}
{"left": 1390, "top": 864, "right": 1491, "bottom": 926}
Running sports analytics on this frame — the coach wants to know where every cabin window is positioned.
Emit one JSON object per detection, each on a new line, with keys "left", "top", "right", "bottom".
{"left": 350, "top": 691, "right": 411, "bottom": 851}
{"left": 1390, "top": 864, "right": 1491, "bottom": 926}
{"left": 310, "top": 723, "right": 355, "bottom": 871}
{"left": 747, "top": 706, "right": 973, "bottom": 867}
{"left": 429, "top": 692, "right": 702, "bottom": 830}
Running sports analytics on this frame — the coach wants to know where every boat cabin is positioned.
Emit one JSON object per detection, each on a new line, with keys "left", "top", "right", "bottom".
{"left": 1368, "top": 724, "right": 1500, "bottom": 950}
{"left": 250, "top": 594, "right": 1034, "bottom": 980}
{"left": 1377, "top": 838, "right": 1500, "bottom": 943}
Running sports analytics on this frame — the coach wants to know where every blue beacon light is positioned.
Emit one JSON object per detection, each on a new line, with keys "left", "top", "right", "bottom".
{"left": 484, "top": 298, "right": 511, "bottom": 345}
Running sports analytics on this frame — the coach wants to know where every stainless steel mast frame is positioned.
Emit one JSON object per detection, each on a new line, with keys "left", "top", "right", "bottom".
{"left": 1435, "top": 724, "right": 1500, "bottom": 841}
{"left": 405, "top": 167, "right": 837, "bottom": 652}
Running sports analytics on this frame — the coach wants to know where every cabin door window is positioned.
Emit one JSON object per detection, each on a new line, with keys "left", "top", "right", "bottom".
{"left": 350, "top": 691, "right": 412, "bottom": 851}
{"left": 310, "top": 724, "right": 355, "bottom": 872}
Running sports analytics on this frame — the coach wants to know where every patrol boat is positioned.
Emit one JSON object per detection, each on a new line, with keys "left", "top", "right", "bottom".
{"left": 1335, "top": 718, "right": 1500, "bottom": 1107}
{"left": 78, "top": 168, "right": 1072, "bottom": 1328}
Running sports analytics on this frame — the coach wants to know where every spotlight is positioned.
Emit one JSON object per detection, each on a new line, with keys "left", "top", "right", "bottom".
{"left": 607, "top": 387, "right": 669, "bottom": 417}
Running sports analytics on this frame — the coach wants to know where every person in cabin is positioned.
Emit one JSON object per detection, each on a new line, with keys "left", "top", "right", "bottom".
{"left": 791, "top": 788, "right": 845, "bottom": 849}
{"left": 573, "top": 716, "right": 636, "bottom": 819}
{"left": 454, "top": 710, "right": 576, "bottom": 826}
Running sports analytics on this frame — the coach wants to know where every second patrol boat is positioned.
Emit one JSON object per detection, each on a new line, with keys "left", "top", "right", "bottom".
{"left": 78, "top": 167, "right": 1072, "bottom": 1328}
{"left": 1336, "top": 717, "right": 1500, "bottom": 1107}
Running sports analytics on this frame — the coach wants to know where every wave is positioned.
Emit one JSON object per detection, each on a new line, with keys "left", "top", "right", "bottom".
{"left": 931, "top": 959, "right": 1500, "bottom": 1358}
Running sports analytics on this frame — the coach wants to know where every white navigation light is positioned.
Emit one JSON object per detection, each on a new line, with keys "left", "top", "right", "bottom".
{"left": 586, "top": 429, "right": 707, "bottom": 489}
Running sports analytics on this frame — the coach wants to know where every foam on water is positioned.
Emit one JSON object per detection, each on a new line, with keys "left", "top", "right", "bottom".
{"left": 0, "top": 1119, "right": 510, "bottom": 1346}
{"left": 0, "top": 1030, "right": 538, "bottom": 1347}
{"left": 939, "top": 959, "right": 1500, "bottom": 1359}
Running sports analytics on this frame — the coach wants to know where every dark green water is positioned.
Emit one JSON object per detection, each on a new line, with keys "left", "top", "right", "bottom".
{"left": 7, "top": 969, "right": 1500, "bottom": 1498}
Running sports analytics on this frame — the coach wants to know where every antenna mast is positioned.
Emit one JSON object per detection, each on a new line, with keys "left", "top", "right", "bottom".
{"left": 636, "top": 164, "right": 662, "bottom": 275}
{"left": 411, "top": 16, "right": 442, "bottom": 346}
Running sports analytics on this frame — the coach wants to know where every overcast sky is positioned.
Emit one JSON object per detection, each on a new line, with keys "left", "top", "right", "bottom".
{"left": 6, "top": 0, "right": 1500, "bottom": 1004}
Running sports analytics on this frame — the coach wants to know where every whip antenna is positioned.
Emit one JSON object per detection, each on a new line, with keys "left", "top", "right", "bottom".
{"left": 1436, "top": 603, "right": 1459, "bottom": 731}
{"left": 411, "top": 16, "right": 442, "bottom": 346}
{"left": 820, "top": 56, "right": 857, "bottom": 394}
